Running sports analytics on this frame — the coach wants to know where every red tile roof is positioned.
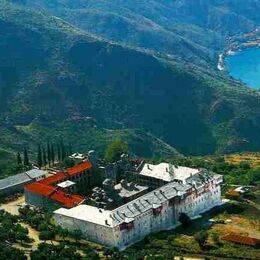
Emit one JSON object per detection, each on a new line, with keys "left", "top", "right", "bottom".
{"left": 67, "top": 161, "right": 92, "bottom": 175}
{"left": 221, "top": 233, "right": 260, "bottom": 246}
{"left": 25, "top": 161, "right": 92, "bottom": 208}
{"left": 38, "top": 172, "right": 66, "bottom": 185}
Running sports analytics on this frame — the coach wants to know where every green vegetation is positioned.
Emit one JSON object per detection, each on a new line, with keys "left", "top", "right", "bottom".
{"left": 14, "top": 0, "right": 260, "bottom": 68}
{"left": 119, "top": 198, "right": 260, "bottom": 259}
{"left": 17, "top": 152, "right": 22, "bottom": 165}
{"left": 0, "top": 1, "right": 259, "bottom": 161}
{"left": 0, "top": 243, "right": 26, "bottom": 260}
{"left": 105, "top": 139, "right": 128, "bottom": 162}
{"left": 23, "top": 147, "right": 30, "bottom": 167}
{"left": 211, "top": 232, "right": 222, "bottom": 247}
{"left": 194, "top": 231, "right": 208, "bottom": 249}
{"left": 3, "top": 201, "right": 259, "bottom": 259}
{"left": 19, "top": 206, "right": 56, "bottom": 238}
{"left": 0, "top": 154, "right": 259, "bottom": 259}
{"left": 178, "top": 213, "right": 192, "bottom": 228}
{"left": 161, "top": 156, "right": 260, "bottom": 187}
{"left": 30, "top": 243, "right": 81, "bottom": 260}
{"left": 36, "top": 137, "right": 73, "bottom": 168}
{"left": 0, "top": 209, "right": 32, "bottom": 251}
{"left": 0, "top": 148, "right": 23, "bottom": 178}
{"left": 0, "top": 2, "right": 258, "bottom": 257}
{"left": 17, "top": 206, "right": 101, "bottom": 259}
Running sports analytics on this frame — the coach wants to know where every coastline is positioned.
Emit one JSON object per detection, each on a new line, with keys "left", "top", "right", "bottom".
{"left": 217, "top": 28, "right": 260, "bottom": 71}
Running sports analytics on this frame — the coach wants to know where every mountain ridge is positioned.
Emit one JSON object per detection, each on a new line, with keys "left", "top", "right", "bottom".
{"left": 11, "top": 0, "right": 260, "bottom": 68}
{"left": 0, "top": 1, "right": 260, "bottom": 159}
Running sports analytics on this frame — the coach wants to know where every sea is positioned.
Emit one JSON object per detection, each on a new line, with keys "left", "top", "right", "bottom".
{"left": 225, "top": 47, "right": 260, "bottom": 90}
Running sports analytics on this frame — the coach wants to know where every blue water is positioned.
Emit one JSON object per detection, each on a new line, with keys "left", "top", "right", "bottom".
{"left": 226, "top": 48, "right": 260, "bottom": 89}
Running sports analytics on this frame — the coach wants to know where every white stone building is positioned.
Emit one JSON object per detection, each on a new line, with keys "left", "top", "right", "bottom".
{"left": 53, "top": 163, "right": 223, "bottom": 250}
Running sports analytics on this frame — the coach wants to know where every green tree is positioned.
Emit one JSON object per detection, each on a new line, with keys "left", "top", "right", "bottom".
{"left": 39, "top": 230, "right": 55, "bottom": 242}
{"left": 83, "top": 247, "right": 100, "bottom": 260}
{"left": 51, "top": 142, "right": 55, "bottom": 165}
{"left": 0, "top": 242, "right": 26, "bottom": 260}
{"left": 239, "top": 160, "right": 251, "bottom": 170}
{"left": 105, "top": 139, "right": 128, "bottom": 162}
{"left": 17, "top": 152, "right": 22, "bottom": 165}
{"left": 47, "top": 141, "right": 51, "bottom": 166}
{"left": 42, "top": 147, "right": 47, "bottom": 166}
{"left": 178, "top": 213, "right": 192, "bottom": 227}
{"left": 57, "top": 142, "right": 61, "bottom": 161}
{"left": 60, "top": 158, "right": 75, "bottom": 168}
{"left": 23, "top": 147, "right": 29, "bottom": 166}
{"left": 212, "top": 232, "right": 221, "bottom": 246}
{"left": 30, "top": 243, "right": 81, "bottom": 260}
{"left": 55, "top": 226, "right": 69, "bottom": 241}
{"left": 60, "top": 138, "right": 66, "bottom": 161}
{"left": 37, "top": 144, "right": 42, "bottom": 168}
{"left": 194, "top": 231, "right": 208, "bottom": 249}
{"left": 247, "top": 167, "right": 260, "bottom": 185}
{"left": 68, "top": 142, "right": 72, "bottom": 155}
{"left": 0, "top": 191, "right": 4, "bottom": 203}
{"left": 15, "top": 224, "right": 29, "bottom": 244}
{"left": 70, "top": 229, "right": 82, "bottom": 243}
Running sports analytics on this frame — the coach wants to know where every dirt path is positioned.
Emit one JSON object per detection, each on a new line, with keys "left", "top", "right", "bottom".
{"left": 21, "top": 223, "right": 42, "bottom": 250}
{"left": 13, "top": 223, "right": 60, "bottom": 259}
{"left": 0, "top": 195, "right": 25, "bottom": 215}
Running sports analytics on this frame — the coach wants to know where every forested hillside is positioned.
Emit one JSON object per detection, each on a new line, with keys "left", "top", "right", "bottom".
{"left": 11, "top": 0, "right": 260, "bottom": 67}
{"left": 0, "top": 1, "right": 259, "bottom": 162}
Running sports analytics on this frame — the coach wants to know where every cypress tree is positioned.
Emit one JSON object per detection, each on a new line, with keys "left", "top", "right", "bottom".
{"left": 42, "top": 147, "right": 47, "bottom": 166}
{"left": 23, "top": 147, "right": 29, "bottom": 166}
{"left": 68, "top": 142, "right": 72, "bottom": 155}
{"left": 37, "top": 144, "right": 42, "bottom": 168}
{"left": 47, "top": 141, "right": 51, "bottom": 166}
{"left": 60, "top": 138, "right": 66, "bottom": 161}
{"left": 51, "top": 143, "right": 55, "bottom": 165}
{"left": 57, "top": 142, "right": 61, "bottom": 162}
{"left": 17, "top": 152, "right": 22, "bottom": 165}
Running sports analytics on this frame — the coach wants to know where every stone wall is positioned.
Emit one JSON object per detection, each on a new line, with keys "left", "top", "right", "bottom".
{"left": 24, "top": 189, "right": 61, "bottom": 211}
{"left": 53, "top": 213, "right": 116, "bottom": 247}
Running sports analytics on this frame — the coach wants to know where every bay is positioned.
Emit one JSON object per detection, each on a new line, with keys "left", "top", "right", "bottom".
{"left": 226, "top": 48, "right": 260, "bottom": 89}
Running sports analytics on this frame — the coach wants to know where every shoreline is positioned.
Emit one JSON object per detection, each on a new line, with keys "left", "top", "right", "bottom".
{"left": 218, "top": 45, "right": 260, "bottom": 72}
{"left": 217, "top": 28, "right": 260, "bottom": 71}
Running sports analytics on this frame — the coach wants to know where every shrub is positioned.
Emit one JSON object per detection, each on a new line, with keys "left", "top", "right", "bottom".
{"left": 178, "top": 213, "right": 192, "bottom": 227}
{"left": 105, "top": 139, "right": 128, "bottom": 162}
{"left": 194, "top": 231, "right": 208, "bottom": 249}
{"left": 212, "top": 232, "right": 222, "bottom": 246}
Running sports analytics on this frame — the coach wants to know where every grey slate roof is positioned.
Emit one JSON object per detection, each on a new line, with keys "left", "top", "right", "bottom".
{"left": 110, "top": 169, "right": 217, "bottom": 226}
{"left": 54, "top": 169, "right": 222, "bottom": 228}
{"left": 110, "top": 181, "right": 190, "bottom": 225}
{"left": 0, "top": 169, "right": 47, "bottom": 190}
{"left": 186, "top": 169, "right": 218, "bottom": 188}
{"left": 25, "top": 169, "right": 47, "bottom": 179}
{"left": 115, "top": 183, "right": 149, "bottom": 198}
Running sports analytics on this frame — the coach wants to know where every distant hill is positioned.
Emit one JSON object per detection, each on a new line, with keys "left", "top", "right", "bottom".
{"left": 0, "top": 1, "right": 182, "bottom": 160}
{"left": 10, "top": 0, "right": 260, "bottom": 68}
{"left": 0, "top": 1, "right": 259, "bottom": 161}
